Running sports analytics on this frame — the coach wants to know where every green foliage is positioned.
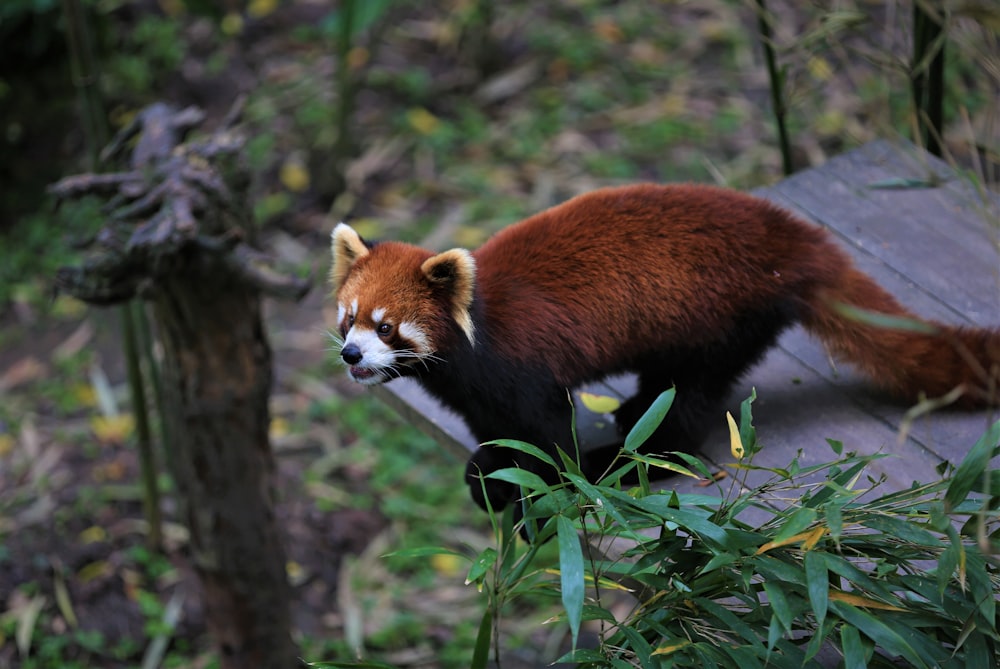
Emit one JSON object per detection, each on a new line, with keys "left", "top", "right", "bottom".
{"left": 102, "top": 14, "right": 185, "bottom": 98}
{"left": 451, "top": 392, "right": 1000, "bottom": 667}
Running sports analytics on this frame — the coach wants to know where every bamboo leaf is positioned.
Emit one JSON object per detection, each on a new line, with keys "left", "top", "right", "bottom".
{"left": 737, "top": 388, "right": 758, "bottom": 455}
{"left": 470, "top": 607, "right": 492, "bottom": 669}
{"left": 830, "top": 602, "right": 927, "bottom": 668}
{"left": 564, "top": 473, "right": 638, "bottom": 537}
{"left": 829, "top": 591, "right": 906, "bottom": 612}
{"left": 945, "top": 419, "right": 1000, "bottom": 510}
{"left": 763, "top": 581, "right": 793, "bottom": 634}
{"left": 757, "top": 525, "right": 825, "bottom": 554}
{"left": 627, "top": 452, "right": 702, "bottom": 479}
{"left": 465, "top": 547, "right": 498, "bottom": 585}
{"left": 773, "top": 507, "right": 818, "bottom": 544}
{"left": 624, "top": 389, "right": 675, "bottom": 452}
{"left": 486, "top": 467, "right": 549, "bottom": 492}
{"left": 556, "top": 515, "right": 585, "bottom": 648}
{"left": 383, "top": 546, "right": 468, "bottom": 560}
{"left": 726, "top": 411, "right": 744, "bottom": 459}
{"left": 804, "top": 551, "right": 828, "bottom": 629}
{"left": 652, "top": 639, "right": 691, "bottom": 655}
{"left": 840, "top": 624, "right": 867, "bottom": 669}
{"left": 484, "top": 439, "right": 558, "bottom": 469}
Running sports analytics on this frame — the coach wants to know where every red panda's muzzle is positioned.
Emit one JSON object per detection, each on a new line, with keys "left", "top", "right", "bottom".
{"left": 349, "top": 365, "right": 377, "bottom": 381}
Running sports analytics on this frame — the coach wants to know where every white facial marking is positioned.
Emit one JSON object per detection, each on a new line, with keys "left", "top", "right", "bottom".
{"left": 398, "top": 321, "right": 431, "bottom": 355}
{"left": 350, "top": 298, "right": 358, "bottom": 317}
{"left": 371, "top": 307, "right": 386, "bottom": 324}
{"left": 343, "top": 327, "right": 396, "bottom": 386}
{"left": 337, "top": 302, "right": 346, "bottom": 325}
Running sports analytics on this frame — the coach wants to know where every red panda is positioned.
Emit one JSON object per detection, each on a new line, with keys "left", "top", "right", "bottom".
{"left": 329, "top": 184, "right": 1000, "bottom": 512}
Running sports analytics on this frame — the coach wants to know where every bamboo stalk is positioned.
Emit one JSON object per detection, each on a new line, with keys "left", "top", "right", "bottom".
{"left": 754, "top": 0, "right": 794, "bottom": 175}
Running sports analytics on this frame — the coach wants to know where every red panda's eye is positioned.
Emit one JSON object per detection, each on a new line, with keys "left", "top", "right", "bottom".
{"left": 377, "top": 323, "right": 392, "bottom": 336}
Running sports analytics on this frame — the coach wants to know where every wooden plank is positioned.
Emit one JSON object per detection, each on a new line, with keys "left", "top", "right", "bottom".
{"left": 764, "top": 141, "right": 999, "bottom": 320}
{"left": 754, "top": 141, "right": 999, "bottom": 476}
{"left": 369, "top": 140, "right": 999, "bottom": 503}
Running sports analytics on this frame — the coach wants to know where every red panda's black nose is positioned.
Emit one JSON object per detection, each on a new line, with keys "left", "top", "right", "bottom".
{"left": 342, "top": 343, "right": 363, "bottom": 365}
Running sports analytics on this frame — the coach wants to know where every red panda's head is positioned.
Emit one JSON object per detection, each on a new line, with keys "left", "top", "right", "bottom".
{"left": 329, "top": 223, "right": 477, "bottom": 385}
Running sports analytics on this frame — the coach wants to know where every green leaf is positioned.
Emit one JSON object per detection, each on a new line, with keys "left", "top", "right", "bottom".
{"left": 630, "top": 496, "right": 731, "bottom": 550}
{"left": 545, "top": 604, "right": 617, "bottom": 625}
{"left": 486, "top": 467, "right": 550, "bottom": 492}
{"left": 624, "top": 389, "right": 675, "bottom": 452}
{"left": 627, "top": 452, "right": 700, "bottom": 479}
{"left": 470, "top": 607, "right": 492, "bottom": 669}
{"left": 554, "top": 648, "right": 606, "bottom": 663}
{"left": 824, "top": 503, "right": 844, "bottom": 543}
{"left": 763, "top": 581, "right": 793, "bottom": 634}
{"left": 465, "top": 547, "right": 497, "bottom": 585}
{"left": 945, "top": 420, "right": 1000, "bottom": 510}
{"left": 564, "top": 473, "right": 638, "bottom": 538}
{"left": 773, "top": 507, "right": 817, "bottom": 544}
{"left": 484, "top": 439, "right": 558, "bottom": 469}
{"left": 963, "top": 547, "right": 995, "bottom": 626}
{"left": 693, "top": 597, "right": 765, "bottom": 646}
{"left": 804, "top": 551, "right": 829, "bottom": 629}
{"left": 766, "top": 612, "right": 784, "bottom": 652}
{"left": 935, "top": 539, "right": 959, "bottom": 598}
{"left": 737, "top": 388, "right": 758, "bottom": 456}
{"left": 382, "top": 546, "right": 467, "bottom": 560}
{"left": 840, "top": 624, "right": 867, "bottom": 669}
{"left": 618, "top": 625, "right": 655, "bottom": 666}
{"left": 829, "top": 601, "right": 928, "bottom": 668}
{"left": 557, "top": 515, "right": 585, "bottom": 648}
{"left": 555, "top": 444, "right": 586, "bottom": 478}
{"left": 860, "top": 514, "right": 940, "bottom": 546}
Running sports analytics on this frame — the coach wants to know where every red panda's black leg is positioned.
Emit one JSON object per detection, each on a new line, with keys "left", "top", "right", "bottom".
{"left": 601, "top": 301, "right": 800, "bottom": 480}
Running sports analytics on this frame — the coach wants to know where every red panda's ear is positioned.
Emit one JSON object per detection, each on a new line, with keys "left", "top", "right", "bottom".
{"left": 330, "top": 223, "right": 370, "bottom": 293}
{"left": 421, "top": 249, "right": 477, "bottom": 346}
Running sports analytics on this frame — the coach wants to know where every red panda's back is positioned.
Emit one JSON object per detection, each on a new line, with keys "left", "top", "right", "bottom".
{"left": 472, "top": 183, "right": 845, "bottom": 382}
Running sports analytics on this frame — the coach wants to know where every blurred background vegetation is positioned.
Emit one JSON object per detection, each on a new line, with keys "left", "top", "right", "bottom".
{"left": 0, "top": 0, "right": 997, "bottom": 667}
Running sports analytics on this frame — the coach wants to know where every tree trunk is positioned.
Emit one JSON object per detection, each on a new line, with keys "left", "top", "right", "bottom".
{"left": 152, "top": 254, "right": 294, "bottom": 669}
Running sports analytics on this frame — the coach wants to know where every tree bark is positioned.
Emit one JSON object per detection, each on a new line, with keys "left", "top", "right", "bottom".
{"left": 50, "top": 102, "right": 308, "bottom": 668}
{"left": 151, "top": 255, "right": 294, "bottom": 668}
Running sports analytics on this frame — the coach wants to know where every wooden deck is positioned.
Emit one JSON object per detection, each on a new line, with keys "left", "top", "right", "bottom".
{"left": 374, "top": 140, "right": 1000, "bottom": 500}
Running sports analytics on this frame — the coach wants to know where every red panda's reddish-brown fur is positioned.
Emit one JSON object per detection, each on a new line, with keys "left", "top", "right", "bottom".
{"left": 330, "top": 184, "right": 1000, "bottom": 512}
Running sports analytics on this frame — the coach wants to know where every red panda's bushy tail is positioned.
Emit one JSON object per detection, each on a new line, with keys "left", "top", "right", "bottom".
{"left": 801, "top": 267, "right": 1000, "bottom": 409}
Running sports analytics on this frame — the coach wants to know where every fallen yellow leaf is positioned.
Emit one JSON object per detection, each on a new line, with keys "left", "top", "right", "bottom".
{"left": 280, "top": 158, "right": 310, "bottom": 193}
{"left": 0, "top": 434, "right": 14, "bottom": 457}
{"left": 578, "top": 391, "right": 621, "bottom": 414}
{"left": 90, "top": 414, "right": 135, "bottom": 444}
{"left": 407, "top": 108, "right": 440, "bottom": 136}
{"left": 269, "top": 416, "right": 290, "bottom": 439}
{"left": 220, "top": 11, "right": 243, "bottom": 36}
{"left": 247, "top": 0, "right": 278, "bottom": 18}
{"left": 808, "top": 56, "right": 833, "bottom": 82}
{"left": 79, "top": 526, "right": 108, "bottom": 544}
{"left": 430, "top": 553, "right": 464, "bottom": 577}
